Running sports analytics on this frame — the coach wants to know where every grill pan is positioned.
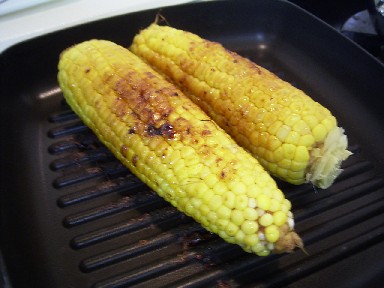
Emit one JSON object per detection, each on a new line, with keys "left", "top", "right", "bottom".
{"left": 1, "top": 0, "right": 384, "bottom": 287}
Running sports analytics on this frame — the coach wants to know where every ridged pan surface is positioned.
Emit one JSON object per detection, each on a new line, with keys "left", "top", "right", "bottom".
{"left": 1, "top": 0, "right": 384, "bottom": 287}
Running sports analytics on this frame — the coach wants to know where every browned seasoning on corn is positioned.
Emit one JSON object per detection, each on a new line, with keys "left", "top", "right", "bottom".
{"left": 130, "top": 24, "right": 352, "bottom": 188}
{"left": 57, "top": 39, "right": 303, "bottom": 256}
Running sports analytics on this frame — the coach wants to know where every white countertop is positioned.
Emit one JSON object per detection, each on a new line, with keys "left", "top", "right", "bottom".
{"left": 0, "top": 0, "right": 211, "bottom": 53}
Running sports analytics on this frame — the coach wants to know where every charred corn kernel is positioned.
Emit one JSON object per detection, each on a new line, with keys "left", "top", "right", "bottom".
{"left": 58, "top": 39, "right": 303, "bottom": 256}
{"left": 131, "top": 24, "right": 352, "bottom": 189}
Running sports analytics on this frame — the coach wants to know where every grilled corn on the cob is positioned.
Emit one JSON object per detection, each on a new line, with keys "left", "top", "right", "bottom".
{"left": 130, "top": 24, "right": 352, "bottom": 188}
{"left": 57, "top": 39, "right": 302, "bottom": 256}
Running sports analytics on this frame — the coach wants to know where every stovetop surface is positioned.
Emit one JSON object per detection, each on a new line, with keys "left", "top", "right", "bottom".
{"left": 291, "top": 0, "right": 384, "bottom": 61}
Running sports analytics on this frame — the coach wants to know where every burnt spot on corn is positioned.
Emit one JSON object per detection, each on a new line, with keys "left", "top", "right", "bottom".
{"left": 202, "top": 130, "right": 211, "bottom": 136}
{"left": 111, "top": 71, "right": 187, "bottom": 140}
{"left": 146, "top": 123, "right": 175, "bottom": 139}
{"left": 178, "top": 76, "right": 187, "bottom": 86}
{"left": 171, "top": 117, "right": 200, "bottom": 140}
{"left": 85, "top": 68, "right": 91, "bottom": 73}
{"left": 120, "top": 145, "right": 129, "bottom": 157}
{"left": 144, "top": 71, "right": 156, "bottom": 79}
{"left": 132, "top": 155, "right": 139, "bottom": 166}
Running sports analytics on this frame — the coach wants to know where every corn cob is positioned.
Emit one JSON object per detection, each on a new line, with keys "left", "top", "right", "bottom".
{"left": 130, "top": 24, "right": 352, "bottom": 188}
{"left": 57, "top": 39, "right": 303, "bottom": 256}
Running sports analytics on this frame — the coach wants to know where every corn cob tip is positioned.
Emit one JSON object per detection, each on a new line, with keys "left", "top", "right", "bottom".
{"left": 274, "top": 227, "right": 304, "bottom": 254}
{"left": 306, "top": 126, "right": 352, "bottom": 189}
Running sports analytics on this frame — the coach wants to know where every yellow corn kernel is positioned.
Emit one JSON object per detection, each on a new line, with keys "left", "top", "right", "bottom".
{"left": 58, "top": 39, "right": 303, "bottom": 256}
{"left": 217, "top": 205, "right": 232, "bottom": 220}
{"left": 298, "top": 134, "right": 315, "bottom": 147}
{"left": 276, "top": 125, "right": 291, "bottom": 142}
{"left": 257, "top": 194, "right": 271, "bottom": 211}
{"left": 231, "top": 209, "right": 245, "bottom": 226}
{"left": 208, "top": 194, "right": 222, "bottom": 211}
{"left": 272, "top": 189, "right": 285, "bottom": 202}
{"left": 199, "top": 204, "right": 210, "bottom": 217}
{"left": 302, "top": 114, "right": 319, "bottom": 129}
{"left": 207, "top": 211, "right": 218, "bottom": 223}
{"left": 265, "top": 225, "right": 280, "bottom": 243}
{"left": 235, "top": 194, "right": 249, "bottom": 210}
{"left": 256, "top": 248, "right": 271, "bottom": 257}
{"left": 313, "top": 124, "right": 328, "bottom": 142}
{"left": 228, "top": 181, "right": 247, "bottom": 195}
{"left": 131, "top": 24, "right": 352, "bottom": 188}
{"left": 217, "top": 219, "right": 230, "bottom": 231}
{"left": 244, "top": 234, "right": 259, "bottom": 247}
{"left": 243, "top": 207, "right": 259, "bottom": 221}
{"left": 252, "top": 242, "right": 267, "bottom": 254}
{"left": 225, "top": 222, "right": 239, "bottom": 237}
{"left": 259, "top": 213, "right": 274, "bottom": 227}
{"left": 281, "top": 199, "right": 292, "bottom": 212}
{"left": 241, "top": 220, "right": 259, "bottom": 235}
{"left": 269, "top": 198, "right": 281, "bottom": 213}
{"left": 273, "top": 211, "right": 288, "bottom": 227}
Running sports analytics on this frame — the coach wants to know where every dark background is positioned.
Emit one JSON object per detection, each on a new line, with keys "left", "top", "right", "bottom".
{"left": 291, "top": 0, "right": 384, "bottom": 61}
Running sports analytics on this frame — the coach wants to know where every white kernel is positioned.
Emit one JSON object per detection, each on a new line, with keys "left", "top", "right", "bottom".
{"left": 258, "top": 232, "right": 265, "bottom": 241}
{"left": 288, "top": 218, "right": 295, "bottom": 230}
{"left": 257, "top": 208, "right": 265, "bottom": 216}
{"left": 248, "top": 198, "right": 257, "bottom": 208}
{"left": 267, "top": 243, "right": 274, "bottom": 251}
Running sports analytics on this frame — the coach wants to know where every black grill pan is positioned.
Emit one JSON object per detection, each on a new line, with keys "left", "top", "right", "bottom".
{"left": 1, "top": 0, "right": 384, "bottom": 287}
